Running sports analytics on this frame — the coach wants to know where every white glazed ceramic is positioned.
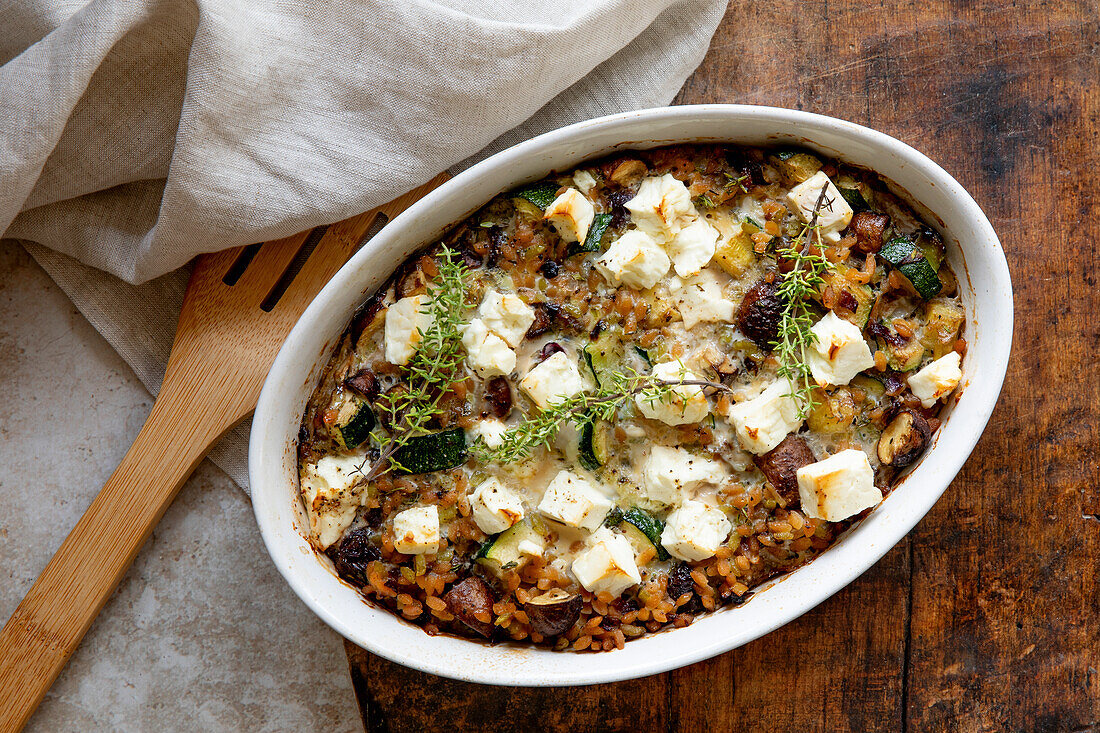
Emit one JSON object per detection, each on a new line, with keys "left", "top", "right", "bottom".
{"left": 250, "top": 105, "right": 1013, "bottom": 686}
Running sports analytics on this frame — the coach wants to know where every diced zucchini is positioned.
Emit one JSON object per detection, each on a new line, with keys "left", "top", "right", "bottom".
{"left": 476, "top": 521, "right": 543, "bottom": 574}
{"left": 578, "top": 420, "right": 612, "bottom": 472}
{"left": 885, "top": 337, "right": 926, "bottom": 372}
{"left": 582, "top": 329, "right": 625, "bottom": 388}
{"left": 568, "top": 213, "right": 613, "bottom": 256}
{"left": 741, "top": 216, "right": 763, "bottom": 233}
{"left": 771, "top": 150, "right": 822, "bottom": 182}
{"left": 633, "top": 346, "right": 652, "bottom": 366}
{"left": 921, "top": 300, "right": 965, "bottom": 358}
{"left": 605, "top": 507, "right": 668, "bottom": 562}
{"left": 817, "top": 265, "right": 874, "bottom": 327}
{"left": 620, "top": 507, "right": 669, "bottom": 561}
{"left": 334, "top": 398, "right": 375, "bottom": 449}
{"left": 391, "top": 428, "right": 468, "bottom": 475}
{"left": 880, "top": 235, "right": 942, "bottom": 299}
{"left": 850, "top": 374, "right": 887, "bottom": 403}
{"left": 806, "top": 387, "right": 858, "bottom": 434}
{"left": 714, "top": 225, "right": 757, "bottom": 277}
{"left": 837, "top": 184, "right": 873, "bottom": 213}
{"left": 511, "top": 181, "right": 560, "bottom": 209}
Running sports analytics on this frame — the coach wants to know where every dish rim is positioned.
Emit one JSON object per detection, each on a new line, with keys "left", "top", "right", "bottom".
{"left": 249, "top": 104, "right": 1013, "bottom": 686}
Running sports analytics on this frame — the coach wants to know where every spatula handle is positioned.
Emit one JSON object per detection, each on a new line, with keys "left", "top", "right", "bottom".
{"left": 0, "top": 382, "right": 225, "bottom": 731}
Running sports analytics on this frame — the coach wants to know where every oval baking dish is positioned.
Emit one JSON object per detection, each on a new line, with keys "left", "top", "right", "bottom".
{"left": 249, "top": 105, "right": 1012, "bottom": 686}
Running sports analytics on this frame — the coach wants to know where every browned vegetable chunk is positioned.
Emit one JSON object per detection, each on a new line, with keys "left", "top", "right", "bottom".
{"left": 877, "top": 410, "right": 932, "bottom": 467}
{"left": 737, "top": 276, "right": 785, "bottom": 348}
{"left": 344, "top": 368, "right": 379, "bottom": 401}
{"left": 523, "top": 589, "right": 582, "bottom": 637}
{"left": 484, "top": 376, "right": 513, "bottom": 418}
{"left": 849, "top": 212, "right": 891, "bottom": 254}
{"left": 754, "top": 435, "right": 816, "bottom": 505}
{"left": 444, "top": 577, "right": 496, "bottom": 638}
{"left": 525, "top": 302, "right": 557, "bottom": 338}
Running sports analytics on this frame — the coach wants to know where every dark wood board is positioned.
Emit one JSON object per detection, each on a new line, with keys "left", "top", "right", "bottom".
{"left": 345, "top": 2, "right": 1100, "bottom": 730}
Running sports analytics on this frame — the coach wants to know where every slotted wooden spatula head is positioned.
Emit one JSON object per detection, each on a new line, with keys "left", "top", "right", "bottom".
{"left": 0, "top": 173, "right": 449, "bottom": 732}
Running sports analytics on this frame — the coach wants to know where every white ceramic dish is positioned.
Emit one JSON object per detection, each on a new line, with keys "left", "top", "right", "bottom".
{"left": 249, "top": 105, "right": 1012, "bottom": 686}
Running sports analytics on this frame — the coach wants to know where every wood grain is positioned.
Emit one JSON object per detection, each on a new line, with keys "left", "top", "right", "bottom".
{"left": 347, "top": 2, "right": 1099, "bottom": 731}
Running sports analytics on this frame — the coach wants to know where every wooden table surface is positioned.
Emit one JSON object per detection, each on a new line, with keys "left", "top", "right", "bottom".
{"left": 345, "top": 3, "right": 1100, "bottom": 730}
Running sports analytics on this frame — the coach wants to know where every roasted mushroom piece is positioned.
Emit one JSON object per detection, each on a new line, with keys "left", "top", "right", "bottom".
{"left": 754, "top": 435, "right": 816, "bottom": 505}
{"left": 443, "top": 577, "right": 496, "bottom": 638}
{"left": 523, "top": 589, "right": 582, "bottom": 637}
{"left": 877, "top": 410, "right": 932, "bottom": 467}
{"left": 737, "top": 275, "right": 785, "bottom": 349}
{"left": 849, "top": 212, "right": 891, "bottom": 254}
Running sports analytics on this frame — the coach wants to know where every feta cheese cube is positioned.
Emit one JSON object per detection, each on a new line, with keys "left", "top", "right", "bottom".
{"left": 660, "top": 500, "right": 733, "bottom": 562}
{"left": 384, "top": 294, "right": 432, "bottom": 366}
{"left": 467, "top": 418, "right": 507, "bottom": 449}
{"left": 469, "top": 477, "right": 525, "bottom": 534}
{"left": 786, "top": 171, "right": 854, "bottom": 244}
{"left": 908, "top": 351, "right": 962, "bottom": 408}
{"left": 726, "top": 380, "right": 804, "bottom": 454}
{"left": 666, "top": 218, "right": 719, "bottom": 277}
{"left": 537, "top": 469, "right": 614, "bottom": 530}
{"left": 806, "top": 311, "right": 875, "bottom": 387}
{"left": 544, "top": 188, "right": 596, "bottom": 244}
{"left": 595, "top": 230, "right": 671, "bottom": 290}
{"left": 461, "top": 318, "right": 516, "bottom": 377}
{"left": 477, "top": 288, "right": 536, "bottom": 347}
{"left": 392, "top": 505, "right": 440, "bottom": 555}
{"left": 625, "top": 174, "right": 698, "bottom": 242}
{"left": 796, "top": 449, "right": 881, "bottom": 521}
{"left": 300, "top": 453, "right": 369, "bottom": 549}
{"left": 641, "top": 446, "right": 729, "bottom": 507}
{"left": 571, "top": 527, "right": 642, "bottom": 597}
{"left": 670, "top": 268, "right": 737, "bottom": 329}
{"left": 520, "top": 351, "right": 589, "bottom": 409}
{"left": 572, "top": 169, "right": 598, "bottom": 194}
{"left": 635, "top": 361, "right": 710, "bottom": 426}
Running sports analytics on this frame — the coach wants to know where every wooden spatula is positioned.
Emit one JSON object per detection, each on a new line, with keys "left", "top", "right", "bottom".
{"left": 0, "top": 174, "right": 449, "bottom": 731}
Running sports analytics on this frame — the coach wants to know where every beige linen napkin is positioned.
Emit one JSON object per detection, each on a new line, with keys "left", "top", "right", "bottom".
{"left": 0, "top": 0, "right": 727, "bottom": 491}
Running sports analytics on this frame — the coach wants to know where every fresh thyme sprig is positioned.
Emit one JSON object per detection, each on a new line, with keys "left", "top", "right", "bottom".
{"left": 771, "top": 183, "right": 836, "bottom": 417}
{"left": 472, "top": 366, "right": 729, "bottom": 465}
{"left": 359, "top": 245, "right": 469, "bottom": 479}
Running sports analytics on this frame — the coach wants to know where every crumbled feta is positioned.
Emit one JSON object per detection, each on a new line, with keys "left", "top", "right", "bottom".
{"left": 726, "top": 379, "right": 804, "bottom": 454}
{"left": 641, "top": 446, "right": 729, "bottom": 507}
{"left": 660, "top": 500, "right": 732, "bottom": 562}
{"left": 537, "top": 469, "right": 614, "bottom": 531}
{"left": 392, "top": 505, "right": 440, "bottom": 555}
{"left": 625, "top": 174, "right": 698, "bottom": 242}
{"left": 908, "top": 351, "right": 962, "bottom": 408}
{"left": 461, "top": 318, "right": 516, "bottom": 377}
{"left": 384, "top": 294, "right": 432, "bottom": 366}
{"left": 595, "top": 230, "right": 671, "bottom": 290}
{"left": 666, "top": 218, "right": 719, "bottom": 277}
{"left": 520, "top": 351, "right": 589, "bottom": 409}
{"left": 670, "top": 268, "right": 736, "bottom": 329}
{"left": 806, "top": 311, "right": 875, "bottom": 387}
{"left": 571, "top": 527, "right": 642, "bottom": 596}
{"left": 300, "top": 453, "right": 368, "bottom": 549}
{"left": 796, "top": 449, "right": 881, "bottom": 521}
{"left": 635, "top": 361, "right": 710, "bottom": 426}
{"left": 467, "top": 418, "right": 507, "bottom": 448}
{"left": 572, "top": 169, "right": 598, "bottom": 194}
{"left": 517, "top": 536, "right": 546, "bottom": 558}
{"left": 469, "top": 477, "right": 525, "bottom": 534}
{"left": 544, "top": 188, "right": 596, "bottom": 244}
{"left": 786, "top": 171, "right": 853, "bottom": 244}
{"left": 477, "top": 288, "right": 536, "bottom": 347}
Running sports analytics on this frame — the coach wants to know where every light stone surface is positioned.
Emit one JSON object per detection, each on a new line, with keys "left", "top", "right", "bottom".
{"left": 0, "top": 242, "right": 362, "bottom": 732}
